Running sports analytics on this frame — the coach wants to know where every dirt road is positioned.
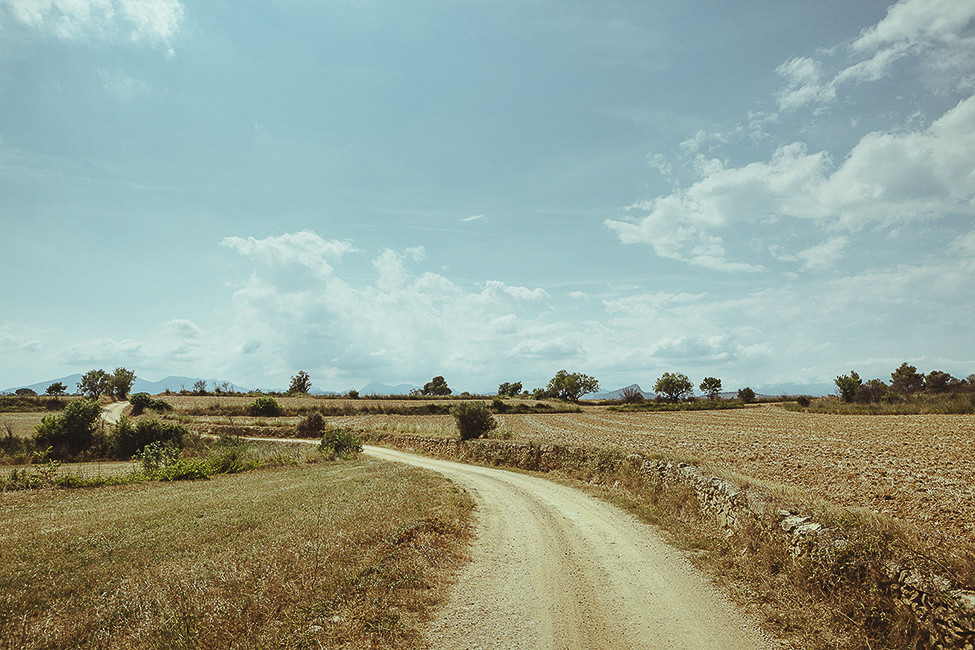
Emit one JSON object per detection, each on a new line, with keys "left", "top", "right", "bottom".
{"left": 101, "top": 401, "right": 128, "bottom": 424}
{"left": 364, "top": 446, "right": 771, "bottom": 650}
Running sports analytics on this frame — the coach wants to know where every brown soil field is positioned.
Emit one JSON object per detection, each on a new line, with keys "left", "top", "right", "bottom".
{"left": 313, "top": 405, "right": 975, "bottom": 549}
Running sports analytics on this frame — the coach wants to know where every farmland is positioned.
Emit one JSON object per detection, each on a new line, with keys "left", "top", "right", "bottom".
{"left": 155, "top": 395, "right": 975, "bottom": 548}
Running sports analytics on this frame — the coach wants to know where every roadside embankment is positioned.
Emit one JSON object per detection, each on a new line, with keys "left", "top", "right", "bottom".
{"left": 370, "top": 433, "right": 975, "bottom": 649}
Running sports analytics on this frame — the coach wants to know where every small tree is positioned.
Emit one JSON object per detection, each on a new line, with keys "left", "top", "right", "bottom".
{"left": 890, "top": 362, "right": 924, "bottom": 396}
{"left": 699, "top": 377, "right": 722, "bottom": 400}
{"left": 421, "top": 376, "right": 452, "bottom": 396}
{"left": 834, "top": 371, "right": 862, "bottom": 403}
{"left": 288, "top": 371, "right": 312, "bottom": 395}
{"left": 497, "top": 381, "right": 523, "bottom": 398}
{"left": 78, "top": 369, "right": 111, "bottom": 399}
{"left": 546, "top": 370, "right": 599, "bottom": 402}
{"left": 193, "top": 379, "right": 208, "bottom": 395}
{"left": 737, "top": 387, "right": 756, "bottom": 404}
{"left": 45, "top": 382, "right": 67, "bottom": 396}
{"left": 450, "top": 401, "right": 498, "bottom": 440}
{"left": 15, "top": 388, "right": 37, "bottom": 397}
{"left": 109, "top": 367, "right": 136, "bottom": 400}
{"left": 654, "top": 372, "right": 693, "bottom": 402}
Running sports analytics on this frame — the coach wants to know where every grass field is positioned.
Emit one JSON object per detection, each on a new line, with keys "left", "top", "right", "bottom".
{"left": 0, "top": 458, "right": 473, "bottom": 648}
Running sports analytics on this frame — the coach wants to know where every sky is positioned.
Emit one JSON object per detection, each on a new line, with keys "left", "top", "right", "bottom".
{"left": 1, "top": 0, "right": 974, "bottom": 395}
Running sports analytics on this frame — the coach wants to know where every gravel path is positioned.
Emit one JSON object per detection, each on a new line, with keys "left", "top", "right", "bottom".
{"left": 365, "top": 445, "right": 772, "bottom": 650}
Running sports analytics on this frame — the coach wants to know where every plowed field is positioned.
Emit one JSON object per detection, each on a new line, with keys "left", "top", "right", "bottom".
{"left": 330, "top": 405, "right": 975, "bottom": 547}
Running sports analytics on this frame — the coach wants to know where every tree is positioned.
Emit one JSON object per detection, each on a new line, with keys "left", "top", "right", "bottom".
{"left": 654, "top": 372, "right": 693, "bottom": 402}
{"left": 288, "top": 371, "right": 312, "bottom": 395}
{"left": 78, "top": 369, "right": 111, "bottom": 399}
{"left": 699, "top": 377, "right": 722, "bottom": 400}
{"left": 890, "top": 362, "right": 924, "bottom": 396}
{"left": 855, "top": 379, "right": 887, "bottom": 404}
{"left": 924, "top": 370, "right": 956, "bottom": 394}
{"left": 15, "top": 387, "right": 37, "bottom": 396}
{"left": 497, "top": 381, "right": 523, "bottom": 398}
{"left": 45, "top": 382, "right": 67, "bottom": 396}
{"left": 193, "top": 379, "right": 207, "bottom": 395}
{"left": 737, "top": 387, "right": 756, "bottom": 404}
{"left": 450, "top": 401, "right": 498, "bottom": 440}
{"left": 546, "top": 370, "right": 599, "bottom": 402}
{"left": 421, "top": 376, "right": 452, "bottom": 396}
{"left": 834, "top": 371, "right": 862, "bottom": 403}
{"left": 109, "top": 367, "right": 136, "bottom": 400}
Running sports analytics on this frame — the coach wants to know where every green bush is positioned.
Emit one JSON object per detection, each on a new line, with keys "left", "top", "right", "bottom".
{"left": 134, "top": 441, "right": 183, "bottom": 472}
{"left": 33, "top": 399, "right": 102, "bottom": 459}
{"left": 249, "top": 395, "right": 282, "bottom": 417}
{"left": 295, "top": 411, "right": 326, "bottom": 438}
{"left": 319, "top": 428, "right": 363, "bottom": 460}
{"left": 129, "top": 393, "right": 173, "bottom": 415}
{"left": 450, "top": 401, "right": 498, "bottom": 441}
{"left": 155, "top": 458, "right": 209, "bottom": 481}
{"left": 111, "top": 417, "right": 188, "bottom": 458}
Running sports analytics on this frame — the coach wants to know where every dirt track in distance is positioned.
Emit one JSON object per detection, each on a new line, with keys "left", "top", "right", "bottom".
{"left": 365, "top": 446, "right": 773, "bottom": 650}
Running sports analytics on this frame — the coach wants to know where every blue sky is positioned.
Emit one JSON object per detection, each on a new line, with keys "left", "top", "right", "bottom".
{"left": 2, "top": 0, "right": 973, "bottom": 395}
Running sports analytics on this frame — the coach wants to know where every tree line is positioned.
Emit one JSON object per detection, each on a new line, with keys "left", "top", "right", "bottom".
{"left": 834, "top": 362, "right": 975, "bottom": 403}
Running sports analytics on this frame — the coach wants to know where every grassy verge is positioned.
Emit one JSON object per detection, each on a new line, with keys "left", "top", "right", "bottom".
{"left": 0, "top": 458, "right": 473, "bottom": 648}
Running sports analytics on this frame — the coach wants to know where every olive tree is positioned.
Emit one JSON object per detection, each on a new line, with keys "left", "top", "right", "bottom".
{"left": 421, "top": 376, "right": 452, "bottom": 396}
{"left": 546, "top": 370, "right": 599, "bottom": 402}
{"left": 699, "top": 377, "right": 722, "bottom": 400}
{"left": 654, "top": 372, "right": 693, "bottom": 402}
{"left": 109, "top": 367, "right": 136, "bottom": 400}
{"left": 77, "top": 369, "right": 111, "bottom": 399}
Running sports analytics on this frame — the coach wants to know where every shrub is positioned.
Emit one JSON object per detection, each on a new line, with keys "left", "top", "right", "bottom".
{"left": 450, "top": 401, "right": 498, "bottom": 441}
{"left": 112, "top": 418, "right": 188, "bottom": 458}
{"left": 33, "top": 399, "right": 102, "bottom": 458}
{"left": 155, "top": 458, "right": 209, "bottom": 481}
{"left": 319, "top": 428, "right": 363, "bottom": 460}
{"left": 796, "top": 395, "right": 811, "bottom": 408}
{"left": 129, "top": 393, "right": 172, "bottom": 416}
{"left": 249, "top": 395, "right": 282, "bottom": 417}
{"left": 491, "top": 397, "right": 509, "bottom": 413}
{"left": 295, "top": 412, "right": 326, "bottom": 438}
{"left": 134, "top": 440, "right": 183, "bottom": 472}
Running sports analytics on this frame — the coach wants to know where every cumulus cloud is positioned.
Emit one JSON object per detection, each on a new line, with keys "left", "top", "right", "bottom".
{"left": 217, "top": 231, "right": 572, "bottom": 388}
{"left": 1, "top": 0, "right": 185, "bottom": 53}
{"left": 608, "top": 96, "right": 975, "bottom": 272}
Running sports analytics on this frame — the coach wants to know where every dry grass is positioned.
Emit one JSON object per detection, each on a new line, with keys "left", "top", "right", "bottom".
{"left": 0, "top": 458, "right": 473, "bottom": 648}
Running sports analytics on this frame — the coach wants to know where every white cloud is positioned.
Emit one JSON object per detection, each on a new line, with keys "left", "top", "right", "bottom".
{"left": 775, "top": 56, "right": 836, "bottom": 112}
{"left": 1, "top": 0, "right": 184, "bottom": 53}
{"left": 608, "top": 96, "right": 975, "bottom": 272}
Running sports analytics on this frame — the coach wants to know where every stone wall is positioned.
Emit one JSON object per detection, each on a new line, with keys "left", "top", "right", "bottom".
{"left": 375, "top": 434, "right": 975, "bottom": 649}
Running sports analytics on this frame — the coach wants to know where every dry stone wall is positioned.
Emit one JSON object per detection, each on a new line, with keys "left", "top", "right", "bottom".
{"left": 376, "top": 434, "right": 975, "bottom": 649}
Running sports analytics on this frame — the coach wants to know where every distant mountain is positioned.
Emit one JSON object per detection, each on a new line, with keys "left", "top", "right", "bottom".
{"left": 360, "top": 381, "right": 417, "bottom": 396}
{"left": 592, "top": 384, "right": 652, "bottom": 400}
{"left": 1, "top": 374, "right": 249, "bottom": 396}
{"left": 1, "top": 373, "right": 84, "bottom": 395}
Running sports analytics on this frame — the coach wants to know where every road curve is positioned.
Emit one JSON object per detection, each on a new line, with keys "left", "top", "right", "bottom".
{"left": 364, "top": 445, "right": 772, "bottom": 650}
{"left": 102, "top": 400, "right": 129, "bottom": 425}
